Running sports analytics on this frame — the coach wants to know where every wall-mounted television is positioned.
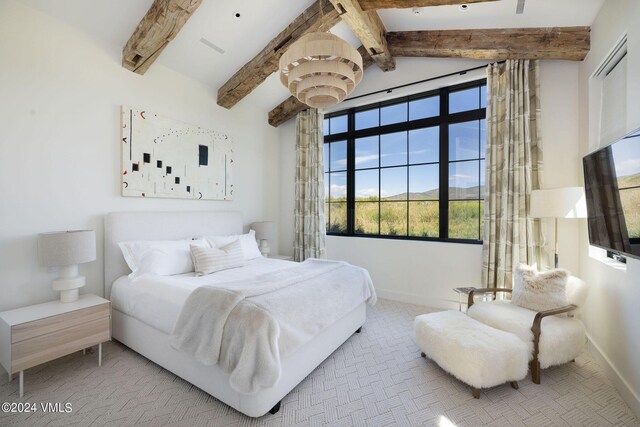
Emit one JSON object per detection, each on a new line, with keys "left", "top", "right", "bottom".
{"left": 583, "top": 128, "right": 640, "bottom": 261}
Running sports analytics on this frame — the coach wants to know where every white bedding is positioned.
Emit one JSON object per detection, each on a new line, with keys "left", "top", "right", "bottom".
{"left": 169, "top": 258, "right": 376, "bottom": 393}
{"left": 110, "top": 257, "right": 295, "bottom": 334}
{"left": 111, "top": 257, "right": 376, "bottom": 394}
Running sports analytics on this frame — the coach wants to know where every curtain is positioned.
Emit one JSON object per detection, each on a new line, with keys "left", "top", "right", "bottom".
{"left": 482, "top": 60, "right": 546, "bottom": 288}
{"left": 293, "top": 108, "right": 327, "bottom": 261}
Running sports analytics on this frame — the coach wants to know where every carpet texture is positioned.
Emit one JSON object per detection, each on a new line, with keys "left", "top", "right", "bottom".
{"left": 0, "top": 299, "right": 637, "bottom": 426}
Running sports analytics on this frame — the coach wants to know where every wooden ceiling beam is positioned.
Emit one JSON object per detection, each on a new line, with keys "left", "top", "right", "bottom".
{"left": 268, "top": 46, "right": 374, "bottom": 127}
{"left": 387, "top": 27, "right": 591, "bottom": 61}
{"left": 122, "top": 0, "right": 202, "bottom": 74}
{"left": 329, "top": 0, "right": 395, "bottom": 71}
{"left": 217, "top": 1, "right": 341, "bottom": 109}
{"left": 359, "top": 0, "right": 499, "bottom": 11}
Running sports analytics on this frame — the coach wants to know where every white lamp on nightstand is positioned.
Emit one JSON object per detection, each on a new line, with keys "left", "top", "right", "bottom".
{"left": 251, "top": 221, "right": 275, "bottom": 257}
{"left": 38, "top": 230, "right": 96, "bottom": 303}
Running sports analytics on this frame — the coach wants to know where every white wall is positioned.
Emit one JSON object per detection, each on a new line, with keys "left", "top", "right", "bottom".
{"left": 277, "top": 57, "right": 582, "bottom": 308}
{"left": 577, "top": 0, "right": 640, "bottom": 417}
{"left": 0, "top": 1, "right": 280, "bottom": 311}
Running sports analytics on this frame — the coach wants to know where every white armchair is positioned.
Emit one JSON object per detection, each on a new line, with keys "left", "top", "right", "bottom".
{"left": 466, "top": 276, "right": 588, "bottom": 384}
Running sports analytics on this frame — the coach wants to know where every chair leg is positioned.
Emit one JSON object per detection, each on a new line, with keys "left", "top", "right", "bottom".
{"left": 269, "top": 401, "right": 281, "bottom": 415}
{"left": 530, "top": 358, "right": 541, "bottom": 384}
{"left": 510, "top": 381, "right": 519, "bottom": 390}
{"left": 471, "top": 387, "right": 481, "bottom": 399}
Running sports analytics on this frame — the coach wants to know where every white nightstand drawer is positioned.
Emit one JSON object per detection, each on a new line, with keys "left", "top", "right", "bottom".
{"left": 12, "top": 303, "right": 109, "bottom": 343}
{"left": 11, "top": 316, "right": 111, "bottom": 373}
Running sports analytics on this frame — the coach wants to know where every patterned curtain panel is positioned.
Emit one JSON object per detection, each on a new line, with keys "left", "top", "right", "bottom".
{"left": 294, "top": 108, "right": 327, "bottom": 261}
{"left": 482, "top": 60, "right": 546, "bottom": 288}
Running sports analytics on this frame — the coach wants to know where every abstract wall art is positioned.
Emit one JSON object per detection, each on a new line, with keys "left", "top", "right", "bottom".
{"left": 120, "top": 106, "right": 233, "bottom": 200}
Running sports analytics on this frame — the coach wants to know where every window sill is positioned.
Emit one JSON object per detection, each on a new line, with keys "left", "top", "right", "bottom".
{"left": 326, "top": 233, "right": 483, "bottom": 245}
{"left": 588, "top": 246, "right": 627, "bottom": 271}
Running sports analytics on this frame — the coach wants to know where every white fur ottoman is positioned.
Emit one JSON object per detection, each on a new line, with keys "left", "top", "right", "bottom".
{"left": 415, "top": 310, "right": 529, "bottom": 398}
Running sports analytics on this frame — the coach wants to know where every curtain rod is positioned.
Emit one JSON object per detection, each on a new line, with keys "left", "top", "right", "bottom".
{"left": 344, "top": 61, "right": 502, "bottom": 103}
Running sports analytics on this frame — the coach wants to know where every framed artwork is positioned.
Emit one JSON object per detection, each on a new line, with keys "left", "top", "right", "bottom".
{"left": 120, "top": 106, "right": 233, "bottom": 200}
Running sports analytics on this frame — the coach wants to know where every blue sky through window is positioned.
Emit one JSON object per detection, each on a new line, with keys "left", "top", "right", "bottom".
{"left": 450, "top": 121, "right": 480, "bottom": 161}
{"left": 356, "top": 169, "right": 379, "bottom": 199}
{"left": 355, "top": 136, "right": 379, "bottom": 169}
{"left": 356, "top": 109, "right": 379, "bottom": 130}
{"left": 409, "top": 127, "right": 439, "bottom": 164}
{"left": 409, "top": 165, "right": 439, "bottom": 199}
{"left": 381, "top": 103, "right": 407, "bottom": 126}
{"left": 450, "top": 87, "right": 480, "bottom": 114}
{"left": 611, "top": 132, "right": 640, "bottom": 180}
{"left": 381, "top": 132, "right": 407, "bottom": 167}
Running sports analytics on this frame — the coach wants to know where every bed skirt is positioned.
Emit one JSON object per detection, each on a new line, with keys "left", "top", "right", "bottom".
{"left": 111, "top": 302, "right": 366, "bottom": 417}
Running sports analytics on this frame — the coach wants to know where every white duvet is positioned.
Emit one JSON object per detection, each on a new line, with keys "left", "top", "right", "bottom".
{"left": 110, "top": 257, "right": 376, "bottom": 394}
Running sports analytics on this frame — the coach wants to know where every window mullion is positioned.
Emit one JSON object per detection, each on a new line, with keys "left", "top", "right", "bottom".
{"left": 347, "top": 109, "right": 356, "bottom": 236}
{"left": 439, "top": 87, "right": 450, "bottom": 240}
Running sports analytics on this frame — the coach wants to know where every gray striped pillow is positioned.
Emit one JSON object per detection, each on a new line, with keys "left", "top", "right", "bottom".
{"left": 190, "top": 240, "right": 245, "bottom": 276}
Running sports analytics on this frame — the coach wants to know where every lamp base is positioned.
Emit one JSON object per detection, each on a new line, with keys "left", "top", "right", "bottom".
{"left": 52, "top": 265, "right": 85, "bottom": 302}
{"left": 259, "top": 240, "right": 271, "bottom": 257}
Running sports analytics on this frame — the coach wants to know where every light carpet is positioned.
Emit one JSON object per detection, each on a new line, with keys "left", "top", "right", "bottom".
{"left": 0, "top": 299, "right": 637, "bottom": 426}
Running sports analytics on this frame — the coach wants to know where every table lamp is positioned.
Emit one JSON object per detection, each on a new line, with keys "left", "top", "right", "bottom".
{"left": 251, "top": 221, "right": 275, "bottom": 257}
{"left": 38, "top": 230, "right": 96, "bottom": 302}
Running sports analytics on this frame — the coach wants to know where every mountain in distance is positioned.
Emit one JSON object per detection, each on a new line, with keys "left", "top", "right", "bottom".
{"left": 383, "top": 185, "right": 485, "bottom": 200}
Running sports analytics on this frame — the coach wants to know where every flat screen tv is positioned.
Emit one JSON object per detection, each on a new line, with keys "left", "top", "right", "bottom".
{"left": 583, "top": 128, "right": 640, "bottom": 260}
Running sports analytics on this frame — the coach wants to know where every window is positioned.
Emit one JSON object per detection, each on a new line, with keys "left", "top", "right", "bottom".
{"left": 324, "top": 80, "right": 486, "bottom": 243}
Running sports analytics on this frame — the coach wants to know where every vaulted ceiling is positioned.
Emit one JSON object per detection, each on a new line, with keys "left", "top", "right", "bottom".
{"left": 21, "top": 0, "right": 605, "bottom": 125}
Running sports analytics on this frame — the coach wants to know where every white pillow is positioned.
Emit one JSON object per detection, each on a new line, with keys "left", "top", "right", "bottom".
{"left": 190, "top": 240, "right": 245, "bottom": 276}
{"left": 511, "top": 264, "right": 569, "bottom": 313}
{"left": 118, "top": 239, "right": 205, "bottom": 278}
{"left": 204, "top": 230, "right": 262, "bottom": 260}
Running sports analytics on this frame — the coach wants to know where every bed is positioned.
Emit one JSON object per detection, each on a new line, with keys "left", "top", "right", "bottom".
{"left": 104, "top": 211, "right": 373, "bottom": 417}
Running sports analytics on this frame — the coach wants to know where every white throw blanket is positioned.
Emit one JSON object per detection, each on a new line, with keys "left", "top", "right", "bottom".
{"left": 169, "top": 259, "right": 376, "bottom": 393}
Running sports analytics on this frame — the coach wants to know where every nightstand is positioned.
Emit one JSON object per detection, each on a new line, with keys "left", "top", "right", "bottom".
{"left": 0, "top": 294, "right": 111, "bottom": 397}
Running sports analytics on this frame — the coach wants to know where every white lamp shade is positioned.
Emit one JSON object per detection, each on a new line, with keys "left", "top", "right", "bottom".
{"left": 530, "top": 187, "right": 587, "bottom": 219}
{"left": 251, "top": 222, "right": 275, "bottom": 241}
{"left": 38, "top": 230, "right": 96, "bottom": 267}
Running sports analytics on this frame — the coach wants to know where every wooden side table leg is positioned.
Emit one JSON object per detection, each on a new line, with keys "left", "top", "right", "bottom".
{"left": 98, "top": 343, "right": 102, "bottom": 367}
{"left": 19, "top": 371, "right": 23, "bottom": 398}
{"left": 471, "top": 387, "right": 480, "bottom": 399}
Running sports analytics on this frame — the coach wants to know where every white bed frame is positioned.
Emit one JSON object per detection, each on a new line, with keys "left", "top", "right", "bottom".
{"left": 104, "top": 211, "right": 366, "bottom": 417}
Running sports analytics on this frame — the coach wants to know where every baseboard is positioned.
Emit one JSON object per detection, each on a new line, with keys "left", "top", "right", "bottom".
{"left": 375, "top": 288, "right": 458, "bottom": 311}
{"left": 586, "top": 332, "right": 640, "bottom": 419}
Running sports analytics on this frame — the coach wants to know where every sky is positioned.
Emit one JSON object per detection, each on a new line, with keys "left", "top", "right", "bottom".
{"left": 324, "top": 85, "right": 487, "bottom": 200}
{"left": 612, "top": 130, "right": 640, "bottom": 180}
{"left": 325, "top": 120, "right": 486, "bottom": 200}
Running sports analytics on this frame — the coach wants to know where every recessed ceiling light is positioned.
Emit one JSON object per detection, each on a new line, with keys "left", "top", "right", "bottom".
{"left": 199, "top": 37, "right": 225, "bottom": 55}
{"left": 459, "top": 4, "right": 469, "bottom": 11}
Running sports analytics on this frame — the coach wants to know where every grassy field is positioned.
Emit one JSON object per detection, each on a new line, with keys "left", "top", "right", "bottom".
{"left": 618, "top": 172, "right": 640, "bottom": 189}
{"left": 620, "top": 188, "right": 640, "bottom": 238}
{"left": 326, "top": 199, "right": 483, "bottom": 239}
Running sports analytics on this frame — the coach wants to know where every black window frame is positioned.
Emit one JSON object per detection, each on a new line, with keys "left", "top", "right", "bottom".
{"left": 324, "top": 79, "right": 487, "bottom": 244}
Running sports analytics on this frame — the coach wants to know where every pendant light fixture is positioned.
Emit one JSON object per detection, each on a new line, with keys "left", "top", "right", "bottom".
{"left": 279, "top": 0, "right": 363, "bottom": 109}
